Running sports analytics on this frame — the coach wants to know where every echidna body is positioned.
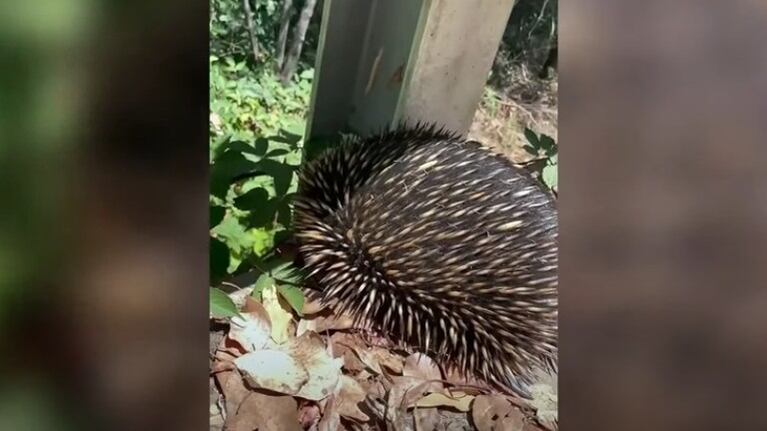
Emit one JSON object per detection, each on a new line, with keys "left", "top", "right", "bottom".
{"left": 293, "top": 124, "right": 557, "bottom": 396}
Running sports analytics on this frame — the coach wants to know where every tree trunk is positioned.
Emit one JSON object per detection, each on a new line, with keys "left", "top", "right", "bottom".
{"left": 242, "top": 0, "right": 260, "bottom": 63}
{"left": 275, "top": 0, "right": 295, "bottom": 71}
{"left": 279, "top": 0, "right": 317, "bottom": 85}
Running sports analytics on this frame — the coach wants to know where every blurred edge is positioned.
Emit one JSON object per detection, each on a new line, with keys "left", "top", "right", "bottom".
{"left": 1, "top": 0, "right": 767, "bottom": 431}
{"left": 561, "top": 0, "right": 767, "bottom": 430}
{"left": 0, "top": 1, "right": 209, "bottom": 430}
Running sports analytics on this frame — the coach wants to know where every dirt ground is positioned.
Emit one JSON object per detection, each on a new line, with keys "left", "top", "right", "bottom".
{"left": 469, "top": 66, "right": 558, "bottom": 162}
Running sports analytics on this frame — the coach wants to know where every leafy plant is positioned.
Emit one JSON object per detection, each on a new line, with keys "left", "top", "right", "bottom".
{"left": 523, "top": 128, "right": 558, "bottom": 193}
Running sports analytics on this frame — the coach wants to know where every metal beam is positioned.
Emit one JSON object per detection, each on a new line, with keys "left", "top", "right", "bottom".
{"left": 306, "top": 0, "right": 516, "bottom": 147}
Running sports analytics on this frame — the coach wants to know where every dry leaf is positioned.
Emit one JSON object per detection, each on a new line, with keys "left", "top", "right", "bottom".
{"left": 413, "top": 408, "right": 441, "bottom": 431}
{"left": 297, "top": 313, "right": 355, "bottom": 336}
{"left": 530, "top": 382, "right": 558, "bottom": 430}
{"left": 386, "top": 376, "right": 443, "bottom": 426}
{"left": 287, "top": 331, "right": 344, "bottom": 400}
{"left": 225, "top": 391, "right": 301, "bottom": 431}
{"left": 414, "top": 391, "right": 474, "bottom": 411}
{"left": 215, "top": 369, "right": 250, "bottom": 415}
{"left": 472, "top": 394, "right": 525, "bottom": 431}
{"left": 335, "top": 375, "right": 369, "bottom": 422}
{"left": 317, "top": 396, "right": 341, "bottom": 431}
{"left": 262, "top": 285, "right": 293, "bottom": 344}
{"left": 234, "top": 349, "right": 309, "bottom": 394}
{"left": 228, "top": 286, "right": 254, "bottom": 310}
{"left": 298, "top": 402, "right": 321, "bottom": 429}
{"left": 228, "top": 301, "right": 272, "bottom": 352}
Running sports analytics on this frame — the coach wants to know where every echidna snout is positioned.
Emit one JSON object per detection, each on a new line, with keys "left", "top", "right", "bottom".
{"left": 293, "top": 124, "right": 558, "bottom": 397}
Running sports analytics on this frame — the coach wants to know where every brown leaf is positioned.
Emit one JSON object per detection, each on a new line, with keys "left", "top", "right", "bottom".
{"left": 386, "top": 376, "right": 443, "bottom": 427}
{"left": 298, "top": 401, "right": 321, "bottom": 429}
{"left": 317, "top": 396, "right": 341, "bottom": 431}
{"left": 414, "top": 391, "right": 474, "bottom": 412}
{"left": 472, "top": 394, "right": 526, "bottom": 431}
{"left": 225, "top": 391, "right": 301, "bottom": 431}
{"left": 297, "top": 313, "right": 355, "bottom": 336}
{"left": 413, "top": 408, "right": 441, "bottom": 431}
{"left": 215, "top": 369, "right": 250, "bottom": 414}
{"left": 287, "top": 331, "right": 344, "bottom": 400}
{"left": 335, "top": 375, "right": 369, "bottom": 422}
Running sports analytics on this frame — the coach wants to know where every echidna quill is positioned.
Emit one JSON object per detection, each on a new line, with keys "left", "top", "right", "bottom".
{"left": 293, "top": 124, "right": 557, "bottom": 397}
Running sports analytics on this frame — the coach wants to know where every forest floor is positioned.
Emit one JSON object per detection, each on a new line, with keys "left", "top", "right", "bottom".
{"left": 469, "top": 65, "right": 558, "bottom": 163}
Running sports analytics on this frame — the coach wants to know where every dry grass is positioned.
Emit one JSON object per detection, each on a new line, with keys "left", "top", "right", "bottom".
{"left": 469, "top": 64, "right": 558, "bottom": 163}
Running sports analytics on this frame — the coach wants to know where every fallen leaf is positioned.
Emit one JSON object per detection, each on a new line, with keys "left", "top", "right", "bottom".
{"left": 225, "top": 390, "right": 301, "bottom": 431}
{"left": 364, "top": 347, "right": 405, "bottom": 375}
{"left": 228, "top": 301, "right": 272, "bottom": 351}
{"left": 234, "top": 349, "right": 309, "bottom": 394}
{"left": 413, "top": 408, "right": 441, "bottom": 431}
{"left": 287, "top": 331, "right": 344, "bottom": 400}
{"left": 472, "top": 394, "right": 525, "bottom": 431}
{"left": 317, "top": 396, "right": 341, "bottom": 431}
{"left": 298, "top": 402, "right": 321, "bottom": 429}
{"left": 297, "top": 313, "right": 355, "bottom": 336}
{"left": 530, "top": 382, "right": 558, "bottom": 430}
{"left": 262, "top": 285, "right": 293, "bottom": 344}
{"left": 386, "top": 376, "right": 443, "bottom": 427}
{"left": 335, "top": 375, "right": 369, "bottom": 422}
{"left": 414, "top": 391, "right": 474, "bottom": 411}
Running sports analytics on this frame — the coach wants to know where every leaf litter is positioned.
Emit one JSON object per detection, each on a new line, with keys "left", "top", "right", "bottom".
{"left": 211, "top": 284, "right": 555, "bottom": 430}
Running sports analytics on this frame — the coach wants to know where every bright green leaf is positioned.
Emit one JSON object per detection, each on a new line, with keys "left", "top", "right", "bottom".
{"left": 252, "top": 273, "right": 274, "bottom": 301}
{"left": 210, "top": 288, "right": 238, "bottom": 318}
{"left": 276, "top": 284, "right": 305, "bottom": 316}
{"left": 542, "top": 164, "right": 558, "bottom": 191}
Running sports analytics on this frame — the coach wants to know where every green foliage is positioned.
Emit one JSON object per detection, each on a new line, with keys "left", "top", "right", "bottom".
{"left": 523, "top": 128, "right": 558, "bottom": 193}
{"left": 251, "top": 260, "right": 305, "bottom": 315}
{"left": 210, "top": 287, "right": 240, "bottom": 318}
{"left": 209, "top": 51, "right": 312, "bottom": 285}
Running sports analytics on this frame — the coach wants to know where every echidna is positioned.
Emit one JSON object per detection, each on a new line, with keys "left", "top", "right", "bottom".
{"left": 293, "top": 124, "right": 557, "bottom": 397}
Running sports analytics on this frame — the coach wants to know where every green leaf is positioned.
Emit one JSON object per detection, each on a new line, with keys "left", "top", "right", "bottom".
{"left": 210, "top": 288, "right": 238, "bottom": 318}
{"left": 523, "top": 144, "right": 538, "bottom": 156}
{"left": 210, "top": 238, "right": 230, "bottom": 283}
{"left": 259, "top": 158, "right": 295, "bottom": 197}
{"left": 266, "top": 148, "right": 290, "bottom": 158}
{"left": 539, "top": 134, "right": 556, "bottom": 152}
{"left": 276, "top": 284, "right": 305, "bottom": 316}
{"left": 210, "top": 151, "right": 259, "bottom": 199}
{"left": 210, "top": 206, "right": 226, "bottom": 228}
{"left": 272, "top": 261, "right": 303, "bottom": 285}
{"left": 247, "top": 197, "right": 278, "bottom": 228}
{"left": 252, "top": 273, "right": 274, "bottom": 301}
{"left": 542, "top": 164, "right": 558, "bottom": 191}
{"left": 524, "top": 128, "right": 540, "bottom": 147}
{"left": 234, "top": 188, "right": 270, "bottom": 211}
{"left": 252, "top": 229, "right": 275, "bottom": 257}
{"left": 254, "top": 137, "right": 270, "bottom": 155}
{"left": 299, "top": 69, "right": 314, "bottom": 80}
